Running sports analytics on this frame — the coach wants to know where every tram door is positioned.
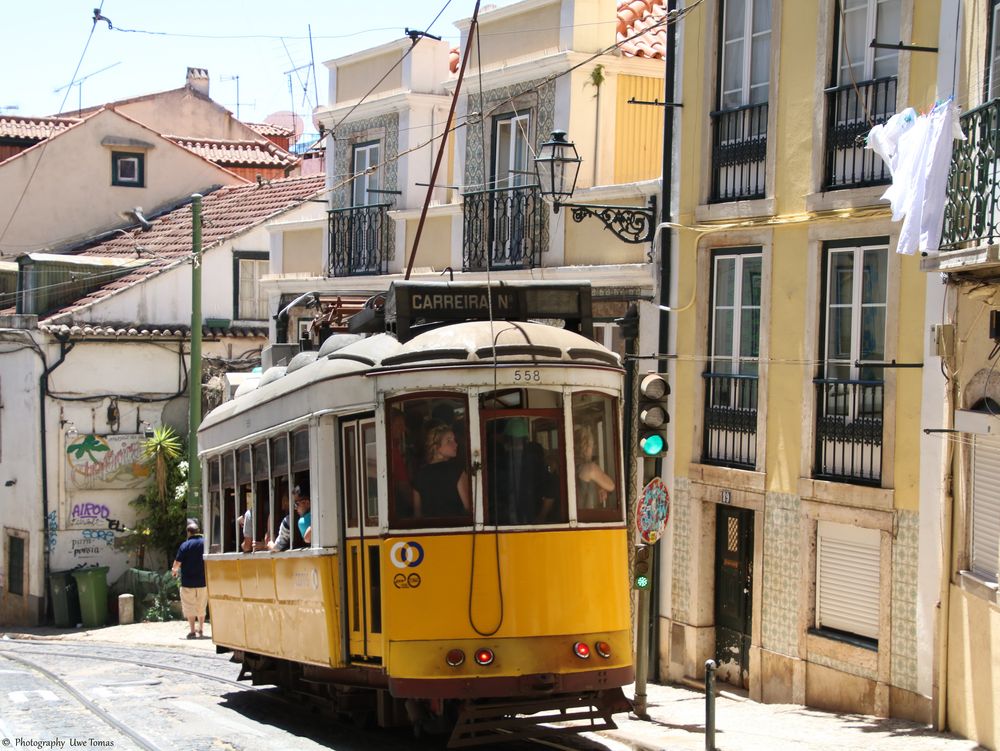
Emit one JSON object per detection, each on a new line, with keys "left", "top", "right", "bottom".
{"left": 341, "top": 415, "right": 383, "bottom": 664}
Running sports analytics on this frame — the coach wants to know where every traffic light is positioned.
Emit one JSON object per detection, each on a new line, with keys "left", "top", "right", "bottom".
{"left": 637, "top": 372, "right": 670, "bottom": 458}
{"left": 634, "top": 544, "right": 652, "bottom": 590}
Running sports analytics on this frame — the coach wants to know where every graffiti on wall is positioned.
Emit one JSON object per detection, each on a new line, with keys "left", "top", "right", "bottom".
{"left": 65, "top": 433, "right": 150, "bottom": 490}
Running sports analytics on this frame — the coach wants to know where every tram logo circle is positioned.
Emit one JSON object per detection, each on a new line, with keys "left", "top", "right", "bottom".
{"left": 390, "top": 541, "right": 425, "bottom": 569}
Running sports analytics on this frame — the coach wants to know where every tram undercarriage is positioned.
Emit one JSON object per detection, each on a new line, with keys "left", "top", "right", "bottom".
{"left": 230, "top": 649, "right": 632, "bottom": 747}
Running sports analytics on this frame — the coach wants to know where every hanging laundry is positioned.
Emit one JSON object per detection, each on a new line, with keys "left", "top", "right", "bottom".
{"left": 865, "top": 100, "right": 965, "bottom": 255}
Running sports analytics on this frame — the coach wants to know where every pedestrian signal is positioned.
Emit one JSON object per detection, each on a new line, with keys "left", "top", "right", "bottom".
{"left": 634, "top": 544, "right": 652, "bottom": 590}
{"left": 637, "top": 372, "right": 670, "bottom": 458}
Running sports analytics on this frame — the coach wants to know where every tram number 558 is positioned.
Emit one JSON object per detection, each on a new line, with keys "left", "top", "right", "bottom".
{"left": 513, "top": 369, "right": 542, "bottom": 383}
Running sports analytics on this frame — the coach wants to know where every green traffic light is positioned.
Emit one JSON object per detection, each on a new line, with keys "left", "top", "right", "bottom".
{"left": 640, "top": 433, "right": 665, "bottom": 456}
{"left": 635, "top": 574, "right": 650, "bottom": 590}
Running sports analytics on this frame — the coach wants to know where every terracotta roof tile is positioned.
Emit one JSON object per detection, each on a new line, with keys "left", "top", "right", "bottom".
{"left": 165, "top": 136, "right": 299, "bottom": 168}
{"left": 43, "top": 173, "right": 326, "bottom": 321}
{"left": 39, "top": 322, "right": 266, "bottom": 340}
{"left": 245, "top": 122, "right": 294, "bottom": 138}
{"left": 617, "top": 0, "right": 667, "bottom": 60}
{"left": 0, "top": 115, "right": 81, "bottom": 141}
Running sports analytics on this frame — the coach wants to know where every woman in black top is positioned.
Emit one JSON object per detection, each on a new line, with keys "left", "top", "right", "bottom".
{"left": 412, "top": 424, "right": 471, "bottom": 519}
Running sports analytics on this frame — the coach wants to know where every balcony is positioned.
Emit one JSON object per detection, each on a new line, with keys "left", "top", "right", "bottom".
{"left": 702, "top": 371, "right": 758, "bottom": 469}
{"left": 328, "top": 203, "right": 391, "bottom": 277}
{"left": 709, "top": 102, "right": 768, "bottom": 203}
{"left": 940, "top": 98, "right": 1000, "bottom": 251}
{"left": 824, "top": 76, "right": 897, "bottom": 190}
{"left": 814, "top": 378, "right": 883, "bottom": 485}
{"left": 462, "top": 185, "right": 545, "bottom": 271}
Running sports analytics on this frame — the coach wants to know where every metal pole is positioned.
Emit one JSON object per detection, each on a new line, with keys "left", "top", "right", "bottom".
{"left": 705, "top": 659, "right": 717, "bottom": 751}
{"left": 634, "top": 583, "right": 651, "bottom": 718}
{"left": 187, "top": 194, "right": 203, "bottom": 521}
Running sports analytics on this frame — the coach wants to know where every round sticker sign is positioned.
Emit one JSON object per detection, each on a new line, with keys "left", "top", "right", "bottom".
{"left": 637, "top": 476, "right": 670, "bottom": 544}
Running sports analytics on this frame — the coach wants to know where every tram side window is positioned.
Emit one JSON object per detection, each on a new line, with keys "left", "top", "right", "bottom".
{"left": 387, "top": 394, "right": 471, "bottom": 527}
{"left": 572, "top": 392, "right": 621, "bottom": 521}
{"left": 252, "top": 441, "right": 270, "bottom": 551}
{"left": 269, "top": 434, "right": 289, "bottom": 547}
{"left": 290, "top": 428, "right": 310, "bottom": 549}
{"left": 207, "top": 458, "right": 221, "bottom": 554}
{"left": 481, "top": 388, "right": 566, "bottom": 526}
{"left": 237, "top": 447, "right": 252, "bottom": 552}
{"left": 222, "top": 452, "right": 237, "bottom": 552}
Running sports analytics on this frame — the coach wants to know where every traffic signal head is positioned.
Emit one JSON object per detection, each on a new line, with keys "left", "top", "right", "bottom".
{"left": 637, "top": 372, "right": 670, "bottom": 458}
{"left": 634, "top": 544, "right": 652, "bottom": 589}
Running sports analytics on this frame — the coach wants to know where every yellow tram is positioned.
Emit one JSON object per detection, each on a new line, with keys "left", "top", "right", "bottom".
{"left": 197, "top": 281, "right": 633, "bottom": 744}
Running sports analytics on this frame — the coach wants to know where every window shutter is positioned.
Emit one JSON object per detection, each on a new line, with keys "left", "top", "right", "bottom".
{"left": 816, "top": 521, "right": 880, "bottom": 640}
{"left": 971, "top": 434, "right": 1000, "bottom": 582}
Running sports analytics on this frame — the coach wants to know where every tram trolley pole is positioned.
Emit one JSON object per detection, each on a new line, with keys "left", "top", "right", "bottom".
{"left": 705, "top": 659, "right": 717, "bottom": 751}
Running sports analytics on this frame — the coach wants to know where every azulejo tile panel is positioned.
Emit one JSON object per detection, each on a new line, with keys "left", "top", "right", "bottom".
{"left": 890, "top": 509, "right": 919, "bottom": 693}
{"left": 670, "top": 477, "right": 692, "bottom": 624}
{"left": 761, "top": 492, "right": 800, "bottom": 657}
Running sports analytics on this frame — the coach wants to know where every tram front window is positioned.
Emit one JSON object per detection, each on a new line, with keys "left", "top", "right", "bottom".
{"left": 387, "top": 394, "right": 471, "bottom": 527}
{"left": 572, "top": 392, "right": 621, "bottom": 521}
{"left": 482, "top": 389, "right": 566, "bottom": 525}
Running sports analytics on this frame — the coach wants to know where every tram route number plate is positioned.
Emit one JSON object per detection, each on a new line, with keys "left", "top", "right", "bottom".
{"left": 637, "top": 476, "right": 670, "bottom": 545}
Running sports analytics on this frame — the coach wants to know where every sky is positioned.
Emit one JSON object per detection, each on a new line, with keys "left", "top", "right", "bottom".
{"left": 1, "top": 1, "right": 487, "bottom": 142}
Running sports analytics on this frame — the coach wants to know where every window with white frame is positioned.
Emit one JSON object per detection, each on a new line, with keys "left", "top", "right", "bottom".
{"left": 233, "top": 251, "right": 268, "bottom": 321}
{"left": 816, "top": 520, "right": 880, "bottom": 642}
{"left": 493, "top": 113, "right": 531, "bottom": 189}
{"left": 710, "top": 249, "right": 762, "bottom": 376}
{"left": 111, "top": 151, "right": 144, "bottom": 187}
{"left": 719, "top": 0, "right": 771, "bottom": 109}
{"left": 822, "top": 242, "right": 888, "bottom": 383}
{"left": 836, "top": 0, "right": 900, "bottom": 85}
{"left": 971, "top": 428, "right": 1000, "bottom": 583}
{"left": 352, "top": 141, "right": 380, "bottom": 207}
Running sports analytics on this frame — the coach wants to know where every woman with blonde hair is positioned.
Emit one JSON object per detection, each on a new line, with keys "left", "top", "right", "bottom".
{"left": 411, "top": 423, "right": 472, "bottom": 518}
{"left": 574, "top": 425, "right": 616, "bottom": 509}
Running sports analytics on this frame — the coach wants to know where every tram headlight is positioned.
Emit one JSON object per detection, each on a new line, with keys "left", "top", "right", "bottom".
{"left": 594, "top": 641, "right": 612, "bottom": 659}
{"left": 445, "top": 649, "right": 465, "bottom": 667}
{"left": 474, "top": 648, "right": 495, "bottom": 666}
{"left": 572, "top": 641, "right": 591, "bottom": 659}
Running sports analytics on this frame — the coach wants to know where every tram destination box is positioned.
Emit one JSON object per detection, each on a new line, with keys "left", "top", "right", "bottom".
{"left": 372, "top": 281, "right": 594, "bottom": 342}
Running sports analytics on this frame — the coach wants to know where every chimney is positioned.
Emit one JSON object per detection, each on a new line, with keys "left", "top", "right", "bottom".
{"left": 186, "top": 67, "right": 210, "bottom": 97}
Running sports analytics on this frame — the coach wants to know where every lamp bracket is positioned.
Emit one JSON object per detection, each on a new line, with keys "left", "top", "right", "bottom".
{"left": 555, "top": 195, "right": 657, "bottom": 244}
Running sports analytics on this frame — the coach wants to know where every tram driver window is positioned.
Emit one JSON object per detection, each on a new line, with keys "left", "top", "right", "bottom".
{"left": 481, "top": 388, "right": 566, "bottom": 525}
{"left": 207, "top": 458, "right": 221, "bottom": 554}
{"left": 387, "top": 394, "right": 471, "bottom": 527}
{"left": 571, "top": 392, "right": 620, "bottom": 521}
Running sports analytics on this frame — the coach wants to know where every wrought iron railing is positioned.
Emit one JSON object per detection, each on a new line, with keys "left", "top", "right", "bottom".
{"left": 328, "top": 203, "right": 392, "bottom": 277}
{"left": 710, "top": 102, "right": 768, "bottom": 203}
{"left": 462, "top": 184, "right": 544, "bottom": 271}
{"left": 941, "top": 98, "right": 1000, "bottom": 250}
{"left": 702, "top": 371, "right": 758, "bottom": 469}
{"left": 814, "top": 378, "right": 883, "bottom": 485}
{"left": 824, "top": 76, "right": 897, "bottom": 190}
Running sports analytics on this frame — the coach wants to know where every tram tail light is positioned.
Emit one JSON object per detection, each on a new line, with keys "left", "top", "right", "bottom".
{"left": 445, "top": 649, "right": 465, "bottom": 667}
{"left": 474, "top": 648, "right": 495, "bottom": 666}
{"left": 594, "top": 641, "right": 612, "bottom": 659}
{"left": 572, "top": 641, "right": 591, "bottom": 659}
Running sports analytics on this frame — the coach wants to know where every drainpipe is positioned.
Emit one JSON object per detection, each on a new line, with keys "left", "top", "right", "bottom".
{"left": 40, "top": 334, "right": 73, "bottom": 620}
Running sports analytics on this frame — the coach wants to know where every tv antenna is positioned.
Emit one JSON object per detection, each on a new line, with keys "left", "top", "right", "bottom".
{"left": 54, "top": 61, "right": 121, "bottom": 116}
{"left": 284, "top": 62, "right": 312, "bottom": 142}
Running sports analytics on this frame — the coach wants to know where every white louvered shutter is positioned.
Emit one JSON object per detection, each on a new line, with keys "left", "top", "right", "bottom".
{"left": 971, "top": 434, "right": 1000, "bottom": 582}
{"left": 816, "top": 521, "right": 880, "bottom": 640}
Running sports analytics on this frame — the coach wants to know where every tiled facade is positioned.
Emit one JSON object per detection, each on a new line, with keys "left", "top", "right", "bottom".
{"left": 330, "top": 112, "right": 399, "bottom": 210}
{"left": 890, "top": 509, "right": 919, "bottom": 693}
{"left": 760, "top": 492, "right": 800, "bottom": 658}
{"left": 669, "top": 477, "right": 693, "bottom": 624}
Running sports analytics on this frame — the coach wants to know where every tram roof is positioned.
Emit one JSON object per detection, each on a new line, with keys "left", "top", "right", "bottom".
{"left": 200, "top": 320, "right": 620, "bottom": 434}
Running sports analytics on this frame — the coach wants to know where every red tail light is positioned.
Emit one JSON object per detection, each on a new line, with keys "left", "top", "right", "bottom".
{"left": 474, "top": 648, "right": 495, "bottom": 666}
{"left": 573, "top": 641, "right": 591, "bottom": 659}
{"left": 595, "top": 641, "right": 612, "bottom": 659}
{"left": 445, "top": 649, "right": 465, "bottom": 667}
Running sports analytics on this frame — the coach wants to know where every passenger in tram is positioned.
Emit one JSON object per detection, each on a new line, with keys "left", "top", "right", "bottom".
{"left": 264, "top": 486, "right": 289, "bottom": 551}
{"left": 240, "top": 504, "right": 254, "bottom": 552}
{"left": 411, "top": 424, "right": 471, "bottom": 519}
{"left": 294, "top": 485, "right": 312, "bottom": 544}
{"left": 487, "top": 418, "right": 558, "bottom": 524}
{"left": 573, "top": 425, "right": 616, "bottom": 509}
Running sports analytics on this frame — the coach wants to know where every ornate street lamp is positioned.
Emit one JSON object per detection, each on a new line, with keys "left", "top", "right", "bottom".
{"left": 534, "top": 129, "right": 656, "bottom": 245}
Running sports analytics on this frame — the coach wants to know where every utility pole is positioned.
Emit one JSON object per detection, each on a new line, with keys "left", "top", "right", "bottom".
{"left": 187, "top": 195, "right": 203, "bottom": 521}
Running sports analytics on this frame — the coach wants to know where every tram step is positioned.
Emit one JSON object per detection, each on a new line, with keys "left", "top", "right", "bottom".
{"left": 448, "top": 693, "right": 617, "bottom": 748}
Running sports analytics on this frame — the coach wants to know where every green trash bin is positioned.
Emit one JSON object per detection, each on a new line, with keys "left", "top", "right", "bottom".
{"left": 72, "top": 566, "right": 109, "bottom": 628}
{"left": 49, "top": 571, "right": 81, "bottom": 628}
